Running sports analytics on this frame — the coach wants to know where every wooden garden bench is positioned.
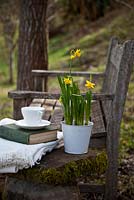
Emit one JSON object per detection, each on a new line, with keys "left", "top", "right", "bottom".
{"left": 4, "top": 37, "right": 134, "bottom": 200}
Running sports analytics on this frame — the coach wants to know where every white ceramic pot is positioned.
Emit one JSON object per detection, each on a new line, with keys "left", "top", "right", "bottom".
{"left": 62, "top": 121, "right": 93, "bottom": 154}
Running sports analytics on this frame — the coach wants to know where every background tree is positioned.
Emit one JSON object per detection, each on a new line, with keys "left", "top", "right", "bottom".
{"left": 60, "top": 0, "right": 112, "bottom": 21}
{"left": 17, "top": 0, "right": 48, "bottom": 90}
{"left": 0, "top": 0, "right": 19, "bottom": 84}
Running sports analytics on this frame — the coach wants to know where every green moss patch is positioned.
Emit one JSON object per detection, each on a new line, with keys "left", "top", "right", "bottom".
{"left": 11, "top": 151, "right": 107, "bottom": 185}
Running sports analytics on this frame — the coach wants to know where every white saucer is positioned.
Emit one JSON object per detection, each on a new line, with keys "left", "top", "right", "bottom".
{"left": 15, "top": 119, "right": 51, "bottom": 130}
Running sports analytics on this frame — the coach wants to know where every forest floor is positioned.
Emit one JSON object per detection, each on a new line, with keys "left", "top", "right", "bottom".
{"left": 0, "top": 2, "right": 134, "bottom": 200}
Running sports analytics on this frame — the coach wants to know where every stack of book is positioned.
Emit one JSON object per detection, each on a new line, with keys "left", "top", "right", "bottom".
{"left": 0, "top": 123, "right": 58, "bottom": 144}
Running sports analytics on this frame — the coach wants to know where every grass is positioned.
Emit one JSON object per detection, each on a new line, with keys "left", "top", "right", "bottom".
{"left": 0, "top": 58, "right": 16, "bottom": 120}
{"left": 119, "top": 75, "right": 134, "bottom": 155}
{"left": 120, "top": 120, "right": 134, "bottom": 154}
{"left": 48, "top": 9, "right": 134, "bottom": 69}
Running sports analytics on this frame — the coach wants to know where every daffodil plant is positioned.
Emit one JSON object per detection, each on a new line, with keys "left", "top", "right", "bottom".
{"left": 58, "top": 49, "right": 95, "bottom": 125}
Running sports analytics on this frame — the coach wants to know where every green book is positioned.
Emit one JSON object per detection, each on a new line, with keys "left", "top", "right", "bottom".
{"left": 0, "top": 124, "right": 58, "bottom": 144}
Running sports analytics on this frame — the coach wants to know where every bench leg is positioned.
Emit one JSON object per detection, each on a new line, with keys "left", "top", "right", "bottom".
{"left": 105, "top": 152, "right": 118, "bottom": 199}
{"left": 105, "top": 101, "right": 119, "bottom": 200}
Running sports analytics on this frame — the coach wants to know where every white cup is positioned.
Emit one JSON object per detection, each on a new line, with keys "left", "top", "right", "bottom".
{"left": 21, "top": 107, "right": 45, "bottom": 125}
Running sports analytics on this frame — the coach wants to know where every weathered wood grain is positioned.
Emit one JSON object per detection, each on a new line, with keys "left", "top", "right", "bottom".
{"left": 32, "top": 70, "right": 105, "bottom": 91}
{"left": 33, "top": 76, "right": 46, "bottom": 91}
{"left": 8, "top": 91, "right": 114, "bottom": 100}
{"left": 32, "top": 147, "right": 100, "bottom": 169}
{"left": 91, "top": 101, "right": 106, "bottom": 134}
{"left": 4, "top": 177, "right": 78, "bottom": 200}
{"left": 50, "top": 100, "right": 64, "bottom": 124}
{"left": 30, "top": 98, "right": 45, "bottom": 107}
{"left": 32, "top": 70, "right": 105, "bottom": 77}
{"left": 42, "top": 99, "right": 57, "bottom": 121}
{"left": 104, "top": 38, "right": 134, "bottom": 200}
{"left": 89, "top": 136, "right": 106, "bottom": 148}
{"left": 78, "top": 183, "right": 105, "bottom": 193}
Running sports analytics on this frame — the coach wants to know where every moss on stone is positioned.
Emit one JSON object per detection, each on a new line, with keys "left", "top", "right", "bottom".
{"left": 11, "top": 151, "right": 107, "bottom": 185}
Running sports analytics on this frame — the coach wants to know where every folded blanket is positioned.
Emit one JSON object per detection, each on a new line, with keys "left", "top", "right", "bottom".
{"left": 0, "top": 118, "right": 63, "bottom": 173}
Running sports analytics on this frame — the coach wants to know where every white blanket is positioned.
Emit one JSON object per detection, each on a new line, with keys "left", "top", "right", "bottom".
{"left": 0, "top": 118, "right": 63, "bottom": 173}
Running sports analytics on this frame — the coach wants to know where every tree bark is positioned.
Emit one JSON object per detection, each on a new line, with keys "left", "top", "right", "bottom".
{"left": 17, "top": 0, "right": 48, "bottom": 90}
{"left": 9, "top": 45, "right": 14, "bottom": 84}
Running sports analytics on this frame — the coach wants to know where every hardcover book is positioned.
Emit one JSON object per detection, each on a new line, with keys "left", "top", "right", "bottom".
{"left": 0, "top": 124, "right": 58, "bottom": 144}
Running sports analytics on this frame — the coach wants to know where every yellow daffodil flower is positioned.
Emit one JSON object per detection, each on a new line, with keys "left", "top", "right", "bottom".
{"left": 70, "top": 54, "right": 76, "bottom": 59}
{"left": 70, "top": 49, "right": 81, "bottom": 60}
{"left": 70, "top": 49, "right": 75, "bottom": 54}
{"left": 75, "top": 49, "right": 81, "bottom": 57}
{"left": 85, "top": 80, "right": 95, "bottom": 89}
{"left": 64, "top": 77, "right": 72, "bottom": 85}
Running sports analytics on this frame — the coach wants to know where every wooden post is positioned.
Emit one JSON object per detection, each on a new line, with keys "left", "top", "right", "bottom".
{"left": 13, "top": 98, "right": 31, "bottom": 120}
{"left": 105, "top": 39, "right": 134, "bottom": 200}
{"left": 105, "top": 99, "right": 118, "bottom": 200}
{"left": 34, "top": 76, "right": 48, "bottom": 92}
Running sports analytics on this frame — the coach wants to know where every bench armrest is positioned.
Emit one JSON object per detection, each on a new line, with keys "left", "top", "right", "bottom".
{"left": 9, "top": 90, "right": 61, "bottom": 119}
{"left": 8, "top": 90, "right": 114, "bottom": 120}
{"left": 8, "top": 90, "right": 114, "bottom": 101}
{"left": 32, "top": 70, "right": 105, "bottom": 78}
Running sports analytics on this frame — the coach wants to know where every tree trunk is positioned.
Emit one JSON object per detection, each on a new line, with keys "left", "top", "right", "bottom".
{"left": 9, "top": 46, "right": 14, "bottom": 84}
{"left": 17, "top": 0, "right": 48, "bottom": 90}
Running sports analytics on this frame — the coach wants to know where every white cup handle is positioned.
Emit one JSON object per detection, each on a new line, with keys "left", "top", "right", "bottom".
{"left": 40, "top": 110, "right": 44, "bottom": 115}
{"left": 37, "top": 111, "right": 44, "bottom": 122}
